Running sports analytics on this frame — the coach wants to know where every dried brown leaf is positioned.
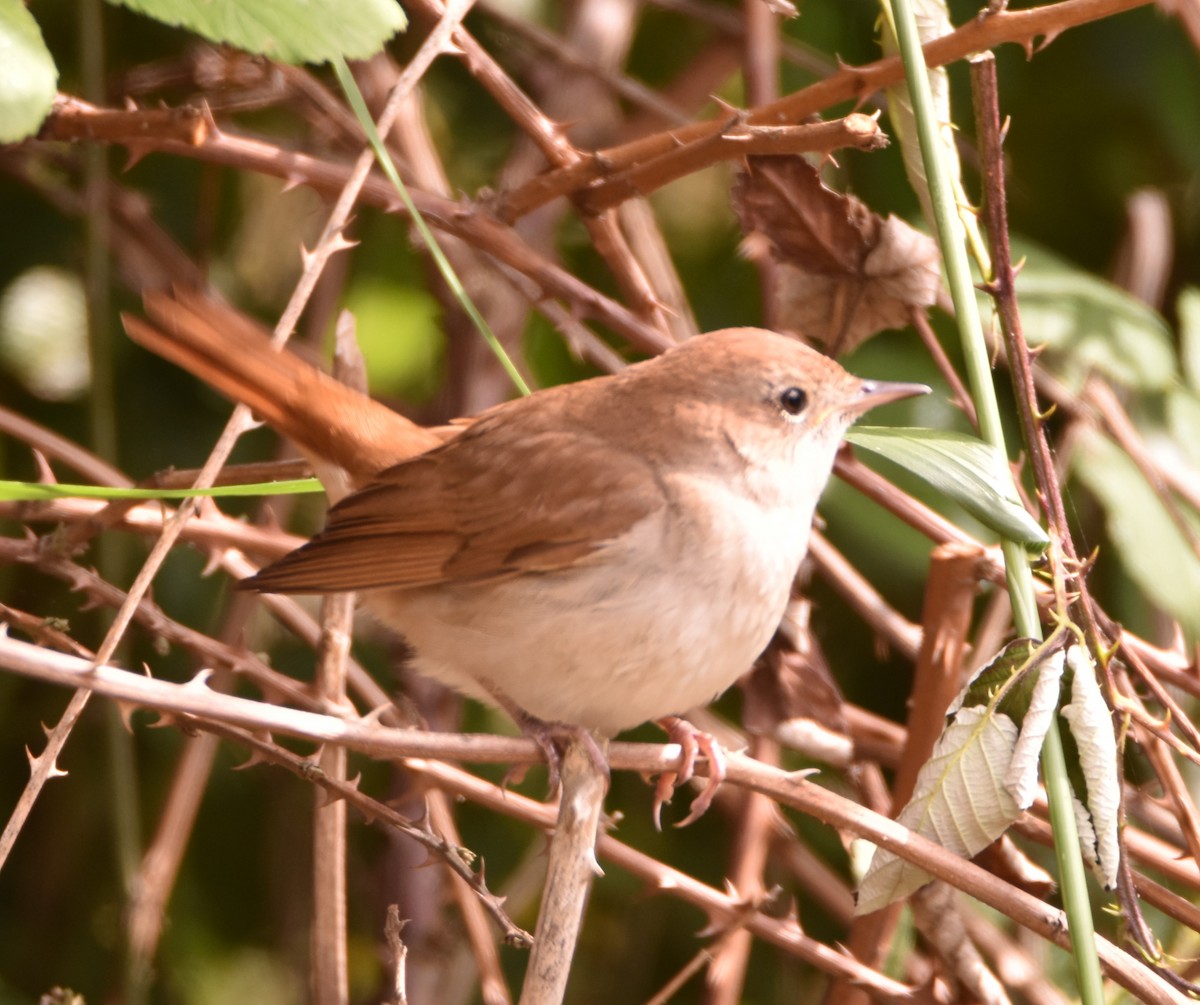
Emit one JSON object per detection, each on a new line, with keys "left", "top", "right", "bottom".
{"left": 733, "top": 156, "right": 940, "bottom": 354}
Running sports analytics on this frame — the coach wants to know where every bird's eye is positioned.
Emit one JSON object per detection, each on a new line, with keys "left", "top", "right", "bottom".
{"left": 779, "top": 386, "right": 808, "bottom": 415}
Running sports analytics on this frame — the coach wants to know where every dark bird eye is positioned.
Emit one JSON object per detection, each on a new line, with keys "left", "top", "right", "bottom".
{"left": 779, "top": 386, "right": 808, "bottom": 415}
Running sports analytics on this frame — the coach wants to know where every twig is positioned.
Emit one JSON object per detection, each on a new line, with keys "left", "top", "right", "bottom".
{"left": 193, "top": 716, "right": 533, "bottom": 947}
{"left": 518, "top": 737, "right": 608, "bottom": 1005}
{"left": 311, "top": 594, "right": 354, "bottom": 1005}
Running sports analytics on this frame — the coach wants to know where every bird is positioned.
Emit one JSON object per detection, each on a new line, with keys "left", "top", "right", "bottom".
{"left": 124, "top": 289, "right": 927, "bottom": 821}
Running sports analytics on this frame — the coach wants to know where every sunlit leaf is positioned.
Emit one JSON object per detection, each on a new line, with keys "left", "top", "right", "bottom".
{"left": 845, "top": 426, "right": 1049, "bottom": 550}
{"left": 1178, "top": 287, "right": 1200, "bottom": 392}
{"left": 1073, "top": 428, "right": 1200, "bottom": 637}
{"left": 0, "top": 0, "right": 58, "bottom": 142}
{"left": 106, "top": 0, "right": 406, "bottom": 64}
{"left": 1166, "top": 387, "right": 1200, "bottom": 471}
{"left": 992, "top": 242, "right": 1175, "bottom": 392}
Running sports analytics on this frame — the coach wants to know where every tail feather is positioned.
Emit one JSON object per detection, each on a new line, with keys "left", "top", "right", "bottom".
{"left": 123, "top": 289, "right": 441, "bottom": 486}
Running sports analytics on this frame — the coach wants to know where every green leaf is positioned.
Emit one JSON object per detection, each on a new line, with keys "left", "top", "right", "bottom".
{"left": 344, "top": 279, "right": 444, "bottom": 402}
{"left": 0, "top": 0, "right": 58, "bottom": 142}
{"left": 990, "top": 242, "right": 1175, "bottom": 392}
{"left": 1072, "top": 428, "right": 1200, "bottom": 638}
{"left": 0, "top": 479, "right": 323, "bottom": 501}
{"left": 845, "top": 426, "right": 1049, "bottom": 550}
{"left": 1167, "top": 386, "right": 1200, "bottom": 471}
{"left": 105, "top": 0, "right": 406, "bottom": 65}
{"left": 1178, "top": 286, "right": 1200, "bottom": 392}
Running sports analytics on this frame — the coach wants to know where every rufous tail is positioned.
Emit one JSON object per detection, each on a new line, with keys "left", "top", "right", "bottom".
{"left": 122, "top": 289, "right": 444, "bottom": 487}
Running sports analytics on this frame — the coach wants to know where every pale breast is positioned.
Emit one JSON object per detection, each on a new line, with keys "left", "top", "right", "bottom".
{"left": 365, "top": 467, "right": 818, "bottom": 736}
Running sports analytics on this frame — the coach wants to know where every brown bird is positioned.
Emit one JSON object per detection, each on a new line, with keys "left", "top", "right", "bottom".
{"left": 124, "top": 290, "right": 926, "bottom": 819}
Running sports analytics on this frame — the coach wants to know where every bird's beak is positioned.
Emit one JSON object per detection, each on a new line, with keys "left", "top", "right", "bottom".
{"left": 850, "top": 379, "right": 931, "bottom": 415}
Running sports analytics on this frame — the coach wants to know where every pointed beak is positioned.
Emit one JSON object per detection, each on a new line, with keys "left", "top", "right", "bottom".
{"left": 849, "top": 379, "right": 931, "bottom": 415}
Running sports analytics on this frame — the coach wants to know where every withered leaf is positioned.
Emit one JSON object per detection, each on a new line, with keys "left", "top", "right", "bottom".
{"left": 733, "top": 156, "right": 940, "bottom": 355}
{"left": 744, "top": 621, "right": 852, "bottom": 766}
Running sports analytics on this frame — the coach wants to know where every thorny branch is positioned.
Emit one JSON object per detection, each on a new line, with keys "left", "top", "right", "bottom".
{"left": 0, "top": 0, "right": 1196, "bottom": 1000}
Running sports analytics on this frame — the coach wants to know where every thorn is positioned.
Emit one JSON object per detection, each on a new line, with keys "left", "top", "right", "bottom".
{"left": 26, "top": 746, "right": 68, "bottom": 779}
{"left": 147, "top": 710, "right": 183, "bottom": 731}
{"left": 32, "top": 451, "right": 56, "bottom": 484}
{"left": 115, "top": 700, "right": 139, "bottom": 732}
{"left": 184, "top": 668, "right": 216, "bottom": 690}
{"left": 315, "top": 785, "right": 346, "bottom": 808}
{"left": 199, "top": 551, "right": 224, "bottom": 578}
{"left": 123, "top": 144, "right": 152, "bottom": 171}
{"left": 360, "top": 702, "right": 392, "bottom": 726}
{"left": 325, "top": 232, "right": 359, "bottom": 256}
{"left": 232, "top": 747, "right": 272, "bottom": 770}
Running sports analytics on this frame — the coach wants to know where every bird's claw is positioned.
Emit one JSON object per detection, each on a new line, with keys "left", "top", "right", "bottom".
{"left": 652, "top": 716, "right": 727, "bottom": 829}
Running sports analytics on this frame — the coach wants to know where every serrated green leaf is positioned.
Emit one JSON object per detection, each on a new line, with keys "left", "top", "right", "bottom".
{"left": 105, "top": 0, "right": 406, "bottom": 65}
{"left": 1059, "top": 647, "right": 1120, "bottom": 889}
{"left": 950, "top": 637, "right": 1037, "bottom": 715}
{"left": 990, "top": 242, "right": 1175, "bottom": 392}
{"left": 0, "top": 479, "right": 323, "bottom": 501}
{"left": 1073, "top": 428, "right": 1200, "bottom": 637}
{"left": 0, "top": 0, "right": 58, "bottom": 142}
{"left": 845, "top": 426, "right": 1049, "bottom": 550}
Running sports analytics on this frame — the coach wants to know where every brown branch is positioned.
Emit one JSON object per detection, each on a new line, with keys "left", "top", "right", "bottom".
{"left": 28, "top": 101, "right": 672, "bottom": 354}
{"left": 493, "top": 0, "right": 1153, "bottom": 220}
{"left": 518, "top": 738, "right": 608, "bottom": 1005}
{"left": 523, "top": 113, "right": 888, "bottom": 219}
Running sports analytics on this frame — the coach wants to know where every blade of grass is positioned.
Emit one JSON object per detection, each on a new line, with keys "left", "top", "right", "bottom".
{"left": 331, "top": 56, "right": 531, "bottom": 397}
{"left": 0, "top": 479, "right": 323, "bottom": 501}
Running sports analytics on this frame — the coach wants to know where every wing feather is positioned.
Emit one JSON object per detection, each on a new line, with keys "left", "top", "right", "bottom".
{"left": 244, "top": 411, "right": 665, "bottom": 594}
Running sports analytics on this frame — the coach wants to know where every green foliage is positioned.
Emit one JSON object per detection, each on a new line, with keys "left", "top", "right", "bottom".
{"left": 1001, "top": 241, "right": 1176, "bottom": 391}
{"left": 1073, "top": 428, "right": 1200, "bottom": 639}
{"left": 0, "top": 0, "right": 57, "bottom": 142}
{"left": 105, "top": 0, "right": 406, "bottom": 64}
{"left": 846, "top": 426, "right": 1049, "bottom": 548}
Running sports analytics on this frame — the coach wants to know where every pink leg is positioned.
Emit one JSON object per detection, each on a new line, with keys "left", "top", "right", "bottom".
{"left": 653, "top": 716, "right": 728, "bottom": 829}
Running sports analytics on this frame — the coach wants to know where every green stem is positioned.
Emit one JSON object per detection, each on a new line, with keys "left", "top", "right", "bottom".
{"left": 885, "top": 1, "right": 1104, "bottom": 1001}
{"left": 331, "top": 57, "right": 531, "bottom": 397}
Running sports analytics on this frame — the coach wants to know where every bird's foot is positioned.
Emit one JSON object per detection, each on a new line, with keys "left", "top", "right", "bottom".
{"left": 505, "top": 706, "right": 610, "bottom": 796}
{"left": 476, "top": 676, "right": 608, "bottom": 792}
{"left": 652, "top": 716, "right": 728, "bottom": 829}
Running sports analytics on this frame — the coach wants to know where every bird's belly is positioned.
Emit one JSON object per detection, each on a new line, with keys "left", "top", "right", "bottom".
{"left": 366, "top": 493, "right": 812, "bottom": 736}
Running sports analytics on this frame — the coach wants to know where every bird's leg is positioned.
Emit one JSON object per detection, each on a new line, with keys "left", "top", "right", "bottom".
{"left": 653, "top": 715, "right": 728, "bottom": 829}
{"left": 479, "top": 677, "right": 610, "bottom": 794}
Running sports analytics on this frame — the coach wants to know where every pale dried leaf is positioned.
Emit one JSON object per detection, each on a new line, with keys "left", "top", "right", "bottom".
{"left": 857, "top": 706, "right": 1020, "bottom": 912}
{"left": 857, "top": 640, "right": 1063, "bottom": 913}
{"left": 1004, "top": 650, "right": 1065, "bottom": 807}
{"left": 1060, "top": 646, "right": 1120, "bottom": 888}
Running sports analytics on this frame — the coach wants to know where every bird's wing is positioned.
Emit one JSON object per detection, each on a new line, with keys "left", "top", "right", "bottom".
{"left": 243, "top": 415, "right": 666, "bottom": 594}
